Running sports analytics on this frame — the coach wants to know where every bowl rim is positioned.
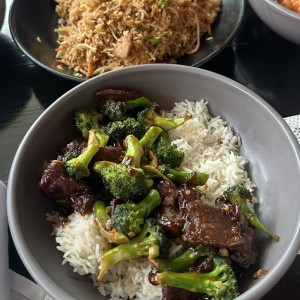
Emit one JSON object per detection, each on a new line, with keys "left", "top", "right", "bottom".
{"left": 265, "top": 0, "right": 300, "bottom": 19}
{"left": 7, "top": 64, "right": 300, "bottom": 300}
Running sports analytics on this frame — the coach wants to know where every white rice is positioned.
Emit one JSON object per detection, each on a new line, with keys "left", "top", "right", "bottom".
{"left": 46, "top": 212, "right": 110, "bottom": 275}
{"left": 166, "top": 99, "right": 255, "bottom": 201}
{"left": 47, "top": 99, "right": 256, "bottom": 299}
{"left": 47, "top": 212, "right": 162, "bottom": 299}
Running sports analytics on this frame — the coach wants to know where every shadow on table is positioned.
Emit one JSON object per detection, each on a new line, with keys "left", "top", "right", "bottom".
{"left": 30, "top": 67, "right": 78, "bottom": 109}
{"left": 0, "top": 33, "right": 32, "bottom": 130}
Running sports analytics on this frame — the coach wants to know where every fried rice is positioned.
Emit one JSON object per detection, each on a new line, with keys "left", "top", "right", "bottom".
{"left": 54, "top": 0, "right": 221, "bottom": 77}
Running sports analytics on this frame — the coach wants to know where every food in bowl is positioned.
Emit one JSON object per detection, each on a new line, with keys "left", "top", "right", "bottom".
{"left": 276, "top": 0, "right": 300, "bottom": 13}
{"left": 54, "top": 0, "right": 221, "bottom": 77}
{"left": 39, "top": 88, "right": 279, "bottom": 299}
{"left": 248, "top": 0, "right": 300, "bottom": 45}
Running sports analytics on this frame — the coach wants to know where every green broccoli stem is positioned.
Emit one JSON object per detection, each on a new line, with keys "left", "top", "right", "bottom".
{"left": 93, "top": 201, "right": 110, "bottom": 225}
{"left": 138, "top": 108, "right": 191, "bottom": 131}
{"left": 74, "top": 110, "right": 103, "bottom": 139}
{"left": 110, "top": 189, "right": 161, "bottom": 238}
{"left": 126, "top": 97, "right": 153, "bottom": 111}
{"left": 139, "top": 126, "right": 163, "bottom": 151}
{"left": 141, "top": 165, "right": 171, "bottom": 182}
{"left": 156, "top": 130, "right": 170, "bottom": 145}
{"left": 166, "top": 169, "right": 209, "bottom": 186}
{"left": 65, "top": 130, "right": 100, "bottom": 179}
{"left": 152, "top": 257, "right": 239, "bottom": 300}
{"left": 155, "top": 271, "right": 226, "bottom": 297}
{"left": 79, "top": 143, "right": 98, "bottom": 163}
{"left": 93, "top": 201, "right": 129, "bottom": 244}
{"left": 226, "top": 186, "right": 280, "bottom": 241}
{"left": 239, "top": 201, "right": 279, "bottom": 241}
{"left": 122, "top": 134, "right": 144, "bottom": 168}
{"left": 95, "top": 129, "right": 109, "bottom": 147}
{"left": 142, "top": 164, "right": 208, "bottom": 187}
{"left": 138, "top": 189, "right": 161, "bottom": 217}
{"left": 155, "top": 246, "right": 211, "bottom": 273}
{"left": 97, "top": 223, "right": 160, "bottom": 281}
{"left": 94, "top": 134, "right": 144, "bottom": 172}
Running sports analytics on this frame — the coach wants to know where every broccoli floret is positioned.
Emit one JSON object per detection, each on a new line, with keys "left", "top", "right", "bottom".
{"left": 93, "top": 201, "right": 129, "bottom": 244}
{"left": 137, "top": 107, "right": 191, "bottom": 131}
{"left": 151, "top": 254, "right": 239, "bottom": 300}
{"left": 93, "top": 135, "right": 153, "bottom": 199}
{"left": 151, "top": 131, "right": 184, "bottom": 168}
{"left": 225, "top": 185, "right": 280, "bottom": 241}
{"left": 65, "top": 129, "right": 108, "bottom": 179}
{"left": 111, "top": 189, "right": 161, "bottom": 238}
{"left": 103, "top": 97, "right": 153, "bottom": 121}
{"left": 104, "top": 106, "right": 190, "bottom": 143}
{"left": 97, "top": 218, "right": 170, "bottom": 281}
{"left": 104, "top": 117, "right": 145, "bottom": 142}
{"left": 142, "top": 164, "right": 209, "bottom": 187}
{"left": 74, "top": 109, "right": 103, "bottom": 139}
{"left": 57, "top": 140, "right": 83, "bottom": 163}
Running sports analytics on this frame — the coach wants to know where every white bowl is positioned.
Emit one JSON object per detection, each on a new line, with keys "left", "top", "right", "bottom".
{"left": 7, "top": 64, "right": 300, "bottom": 300}
{"left": 248, "top": 0, "right": 300, "bottom": 45}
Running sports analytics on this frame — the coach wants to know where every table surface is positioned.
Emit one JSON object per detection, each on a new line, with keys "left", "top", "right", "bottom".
{"left": 1, "top": 0, "right": 300, "bottom": 298}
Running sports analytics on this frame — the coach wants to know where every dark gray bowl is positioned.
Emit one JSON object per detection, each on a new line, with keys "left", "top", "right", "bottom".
{"left": 9, "top": 0, "right": 244, "bottom": 81}
{"left": 7, "top": 64, "right": 300, "bottom": 300}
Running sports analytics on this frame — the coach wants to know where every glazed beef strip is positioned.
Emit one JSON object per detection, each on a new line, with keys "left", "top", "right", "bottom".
{"left": 154, "top": 181, "right": 258, "bottom": 268}
{"left": 177, "top": 183, "right": 203, "bottom": 208}
{"left": 154, "top": 206, "right": 183, "bottom": 237}
{"left": 93, "top": 141, "right": 124, "bottom": 163}
{"left": 154, "top": 180, "right": 183, "bottom": 236}
{"left": 181, "top": 199, "right": 245, "bottom": 249}
{"left": 97, "top": 88, "right": 141, "bottom": 102}
{"left": 155, "top": 181, "right": 246, "bottom": 249}
{"left": 161, "top": 286, "right": 205, "bottom": 300}
{"left": 39, "top": 160, "right": 95, "bottom": 215}
{"left": 156, "top": 180, "right": 179, "bottom": 207}
{"left": 229, "top": 220, "right": 259, "bottom": 268}
{"left": 215, "top": 193, "right": 259, "bottom": 268}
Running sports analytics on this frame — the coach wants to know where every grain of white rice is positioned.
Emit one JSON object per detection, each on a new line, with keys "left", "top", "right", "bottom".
{"left": 47, "top": 99, "right": 256, "bottom": 299}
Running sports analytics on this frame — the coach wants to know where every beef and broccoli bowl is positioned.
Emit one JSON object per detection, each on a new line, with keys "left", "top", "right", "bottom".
{"left": 7, "top": 65, "right": 300, "bottom": 300}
